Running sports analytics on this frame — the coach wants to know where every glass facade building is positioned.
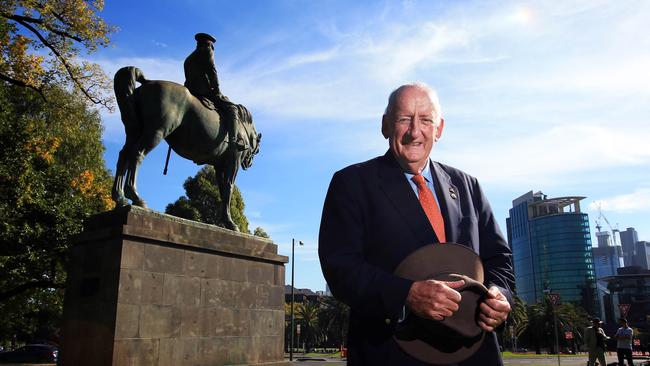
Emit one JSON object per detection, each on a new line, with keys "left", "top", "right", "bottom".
{"left": 506, "top": 191, "right": 599, "bottom": 315}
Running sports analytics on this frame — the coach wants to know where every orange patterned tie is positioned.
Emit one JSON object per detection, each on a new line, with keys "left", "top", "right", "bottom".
{"left": 412, "top": 174, "right": 446, "bottom": 243}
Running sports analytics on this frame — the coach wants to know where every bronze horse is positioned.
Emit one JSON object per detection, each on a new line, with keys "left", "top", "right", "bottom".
{"left": 112, "top": 66, "right": 261, "bottom": 231}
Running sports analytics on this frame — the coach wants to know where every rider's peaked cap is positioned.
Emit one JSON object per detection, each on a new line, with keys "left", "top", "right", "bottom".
{"left": 195, "top": 33, "right": 216, "bottom": 43}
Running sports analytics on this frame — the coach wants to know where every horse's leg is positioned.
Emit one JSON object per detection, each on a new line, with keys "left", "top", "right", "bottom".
{"left": 124, "top": 128, "right": 165, "bottom": 207}
{"left": 214, "top": 155, "right": 240, "bottom": 231}
{"left": 111, "top": 144, "right": 131, "bottom": 207}
{"left": 112, "top": 128, "right": 141, "bottom": 207}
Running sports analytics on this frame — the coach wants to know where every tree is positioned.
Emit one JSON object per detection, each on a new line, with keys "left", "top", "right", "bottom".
{"left": 0, "top": 83, "right": 113, "bottom": 344}
{"left": 318, "top": 296, "right": 349, "bottom": 348}
{"left": 253, "top": 226, "right": 270, "bottom": 239}
{"left": 166, "top": 166, "right": 251, "bottom": 233}
{"left": 0, "top": 0, "right": 115, "bottom": 109}
{"left": 512, "top": 296, "right": 591, "bottom": 354}
{"left": 295, "top": 301, "right": 321, "bottom": 352}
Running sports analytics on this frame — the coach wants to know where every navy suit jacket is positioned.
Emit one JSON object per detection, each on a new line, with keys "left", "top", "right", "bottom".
{"left": 318, "top": 152, "right": 514, "bottom": 366}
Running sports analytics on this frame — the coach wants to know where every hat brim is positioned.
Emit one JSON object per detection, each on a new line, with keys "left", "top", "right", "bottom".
{"left": 393, "top": 243, "right": 486, "bottom": 365}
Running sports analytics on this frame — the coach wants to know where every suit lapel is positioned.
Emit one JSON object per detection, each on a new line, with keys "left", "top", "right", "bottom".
{"left": 430, "top": 161, "right": 462, "bottom": 243}
{"left": 377, "top": 152, "right": 437, "bottom": 245}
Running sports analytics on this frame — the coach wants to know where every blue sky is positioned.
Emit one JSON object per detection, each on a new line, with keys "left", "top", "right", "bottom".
{"left": 93, "top": 0, "right": 650, "bottom": 292}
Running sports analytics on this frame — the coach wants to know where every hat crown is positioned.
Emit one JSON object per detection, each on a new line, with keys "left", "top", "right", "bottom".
{"left": 195, "top": 33, "right": 216, "bottom": 43}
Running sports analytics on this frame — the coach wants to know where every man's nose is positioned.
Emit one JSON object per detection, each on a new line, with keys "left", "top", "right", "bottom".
{"left": 407, "top": 119, "right": 423, "bottom": 137}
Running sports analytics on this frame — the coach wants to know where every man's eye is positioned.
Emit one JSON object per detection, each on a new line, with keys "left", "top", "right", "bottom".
{"left": 421, "top": 119, "right": 434, "bottom": 125}
{"left": 397, "top": 118, "right": 411, "bottom": 124}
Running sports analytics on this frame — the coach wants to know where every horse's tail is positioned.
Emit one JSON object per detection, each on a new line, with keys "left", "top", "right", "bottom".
{"left": 114, "top": 66, "right": 147, "bottom": 128}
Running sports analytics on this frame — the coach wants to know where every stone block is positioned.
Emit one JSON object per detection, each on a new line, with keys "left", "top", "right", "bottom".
{"left": 273, "top": 265, "right": 285, "bottom": 286}
{"left": 112, "top": 339, "right": 158, "bottom": 366}
{"left": 218, "top": 256, "right": 248, "bottom": 282}
{"left": 141, "top": 271, "right": 164, "bottom": 304}
{"left": 118, "top": 269, "right": 142, "bottom": 304}
{"left": 144, "top": 244, "right": 183, "bottom": 274}
{"left": 197, "top": 338, "right": 228, "bottom": 366}
{"left": 173, "top": 338, "right": 198, "bottom": 366}
{"left": 157, "top": 338, "right": 175, "bottom": 366}
{"left": 163, "top": 274, "right": 201, "bottom": 307}
{"left": 121, "top": 241, "right": 144, "bottom": 269}
{"left": 114, "top": 303, "right": 140, "bottom": 339}
{"left": 201, "top": 279, "right": 235, "bottom": 307}
{"left": 183, "top": 250, "right": 210, "bottom": 278}
{"left": 180, "top": 306, "right": 203, "bottom": 338}
{"left": 248, "top": 262, "right": 275, "bottom": 285}
{"left": 139, "top": 304, "right": 180, "bottom": 338}
{"left": 250, "top": 310, "right": 275, "bottom": 337}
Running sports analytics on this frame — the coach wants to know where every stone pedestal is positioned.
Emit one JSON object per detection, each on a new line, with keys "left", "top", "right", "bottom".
{"left": 60, "top": 206, "right": 289, "bottom": 366}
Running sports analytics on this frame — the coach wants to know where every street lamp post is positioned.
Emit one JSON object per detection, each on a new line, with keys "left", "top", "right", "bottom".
{"left": 290, "top": 239, "right": 303, "bottom": 361}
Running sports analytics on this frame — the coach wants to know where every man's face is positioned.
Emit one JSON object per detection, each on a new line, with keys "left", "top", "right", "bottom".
{"left": 382, "top": 86, "right": 443, "bottom": 174}
{"left": 593, "top": 321, "right": 600, "bottom": 329}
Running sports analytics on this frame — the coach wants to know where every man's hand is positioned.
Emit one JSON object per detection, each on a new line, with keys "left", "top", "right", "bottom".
{"left": 406, "top": 279, "right": 465, "bottom": 321}
{"left": 478, "top": 286, "right": 511, "bottom": 332}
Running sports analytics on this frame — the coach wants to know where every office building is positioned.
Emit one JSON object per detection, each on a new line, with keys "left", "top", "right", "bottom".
{"left": 634, "top": 241, "right": 650, "bottom": 269}
{"left": 601, "top": 266, "right": 650, "bottom": 327}
{"left": 506, "top": 191, "right": 598, "bottom": 315}
{"left": 591, "top": 230, "right": 624, "bottom": 323}
{"left": 619, "top": 227, "right": 639, "bottom": 266}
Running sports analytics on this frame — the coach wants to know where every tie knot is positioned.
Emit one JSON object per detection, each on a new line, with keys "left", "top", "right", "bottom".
{"left": 412, "top": 174, "right": 427, "bottom": 187}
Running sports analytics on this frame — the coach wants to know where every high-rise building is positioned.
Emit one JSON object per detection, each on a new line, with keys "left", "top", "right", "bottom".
{"left": 634, "top": 241, "right": 650, "bottom": 269}
{"left": 506, "top": 191, "right": 598, "bottom": 315}
{"left": 591, "top": 230, "right": 624, "bottom": 323}
{"left": 619, "top": 227, "right": 639, "bottom": 266}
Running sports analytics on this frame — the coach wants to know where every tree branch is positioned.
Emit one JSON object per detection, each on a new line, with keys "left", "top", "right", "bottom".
{"left": 6, "top": 12, "right": 104, "bottom": 106}
{"left": 0, "top": 280, "right": 65, "bottom": 302}
{"left": 0, "top": 73, "right": 47, "bottom": 102}
{"left": 0, "top": 12, "right": 84, "bottom": 42}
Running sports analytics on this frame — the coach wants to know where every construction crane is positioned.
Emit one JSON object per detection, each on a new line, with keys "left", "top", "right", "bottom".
{"left": 594, "top": 202, "right": 620, "bottom": 245}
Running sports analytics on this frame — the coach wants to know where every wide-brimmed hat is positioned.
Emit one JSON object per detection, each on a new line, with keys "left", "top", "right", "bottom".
{"left": 194, "top": 33, "right": 216, "bottom": 43}
{"left": 393, "top": 243, "right": 488, "bottom": 365}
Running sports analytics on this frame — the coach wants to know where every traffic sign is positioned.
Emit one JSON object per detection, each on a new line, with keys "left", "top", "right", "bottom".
{"left": 296, "top": 324, "right": 301, "bottom": 335}
{"left": 619, "top": 304, "right": 631, "bottom": 318}
{"left": 548, "top": 293, "right": 561, "bottom": 307}
{"left": 565, "top": 331, "right": 573, "bottom": 340}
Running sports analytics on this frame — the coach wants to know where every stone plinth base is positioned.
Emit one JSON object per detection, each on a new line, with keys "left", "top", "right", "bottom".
{"left": 60, "top": 206, "right": 289, "bottom": 366}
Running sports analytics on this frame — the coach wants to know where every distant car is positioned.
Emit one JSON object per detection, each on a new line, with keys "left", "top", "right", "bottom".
{"left": 0, "top": 344, "right": 58, "bottom": 363}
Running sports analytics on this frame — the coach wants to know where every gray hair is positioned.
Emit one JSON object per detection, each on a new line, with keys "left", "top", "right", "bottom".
{"left": 384, "top": 82, "right": 442, "bottom": 124}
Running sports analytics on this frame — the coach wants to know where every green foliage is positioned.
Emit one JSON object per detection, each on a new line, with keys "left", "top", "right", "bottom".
{"left": 165, "top": 166, "right": 251, "bottom": 233}
{"left": 508, "top": 295, "right": 591, "bottom": 353}
{"left": 0, "top": 0, "right": 116, "bottom": 109}
{"left": 0, "top": 83, "right": 113, "bottom": 344}
{"left": 317, "top": 296, "right": 349, "bottom": 347}
{"left": 253, "top": 226, "right": 270, "bottom": 239}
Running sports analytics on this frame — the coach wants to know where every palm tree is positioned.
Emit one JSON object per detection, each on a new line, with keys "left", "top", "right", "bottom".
{"left": 295, "top": 301, "right": 320, "bottom": 352}
{"left": 318, "top": 296, "right": 350, "bottom": 349}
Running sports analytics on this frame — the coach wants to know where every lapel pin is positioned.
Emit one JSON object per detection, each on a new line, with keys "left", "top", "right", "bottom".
{"left": 449, "top": 188, "right": 457, "bottom": 200}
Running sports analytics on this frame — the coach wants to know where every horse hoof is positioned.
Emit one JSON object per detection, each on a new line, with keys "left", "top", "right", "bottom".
{"left": 132, "top": 199, "right": 147, "bottom": 208}
{"left": 221, "top": 221, "right": 239, "bottom": 232}
{"left": 113, "top": 196, "right": 130, "bottom": 207}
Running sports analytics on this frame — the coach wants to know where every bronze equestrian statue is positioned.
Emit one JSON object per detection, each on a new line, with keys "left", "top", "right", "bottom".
{"left": 111, "top": 35, "right": 261, "bottom": 232}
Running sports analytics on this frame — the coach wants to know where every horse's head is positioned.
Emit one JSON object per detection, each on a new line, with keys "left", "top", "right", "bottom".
{"left": 240, "top": 109, "right": 261, "bottom": 170}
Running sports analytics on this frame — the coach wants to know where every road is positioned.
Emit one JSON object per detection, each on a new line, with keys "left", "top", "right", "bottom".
{"left": 288, "top": 354, "right": 650, "bottom": 365}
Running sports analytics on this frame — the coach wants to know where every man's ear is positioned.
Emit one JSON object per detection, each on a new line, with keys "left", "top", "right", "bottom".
{"left": 435, "top": 118, "right": 445, "bottom": 140}
{"left": 381, "top": 114, "right": 390, "bottom": 139}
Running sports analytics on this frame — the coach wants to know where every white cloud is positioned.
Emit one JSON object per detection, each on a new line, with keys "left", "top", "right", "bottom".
{"left": 441, "top": 124, "right": 650, "bottom": 187}
{"left": 590, "top": 189, "right": 650, "bottom": 213}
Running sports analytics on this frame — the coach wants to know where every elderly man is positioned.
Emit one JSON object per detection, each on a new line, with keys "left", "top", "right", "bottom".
{"left": 319, "top": 83, "right": 514, "bottom": 365}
